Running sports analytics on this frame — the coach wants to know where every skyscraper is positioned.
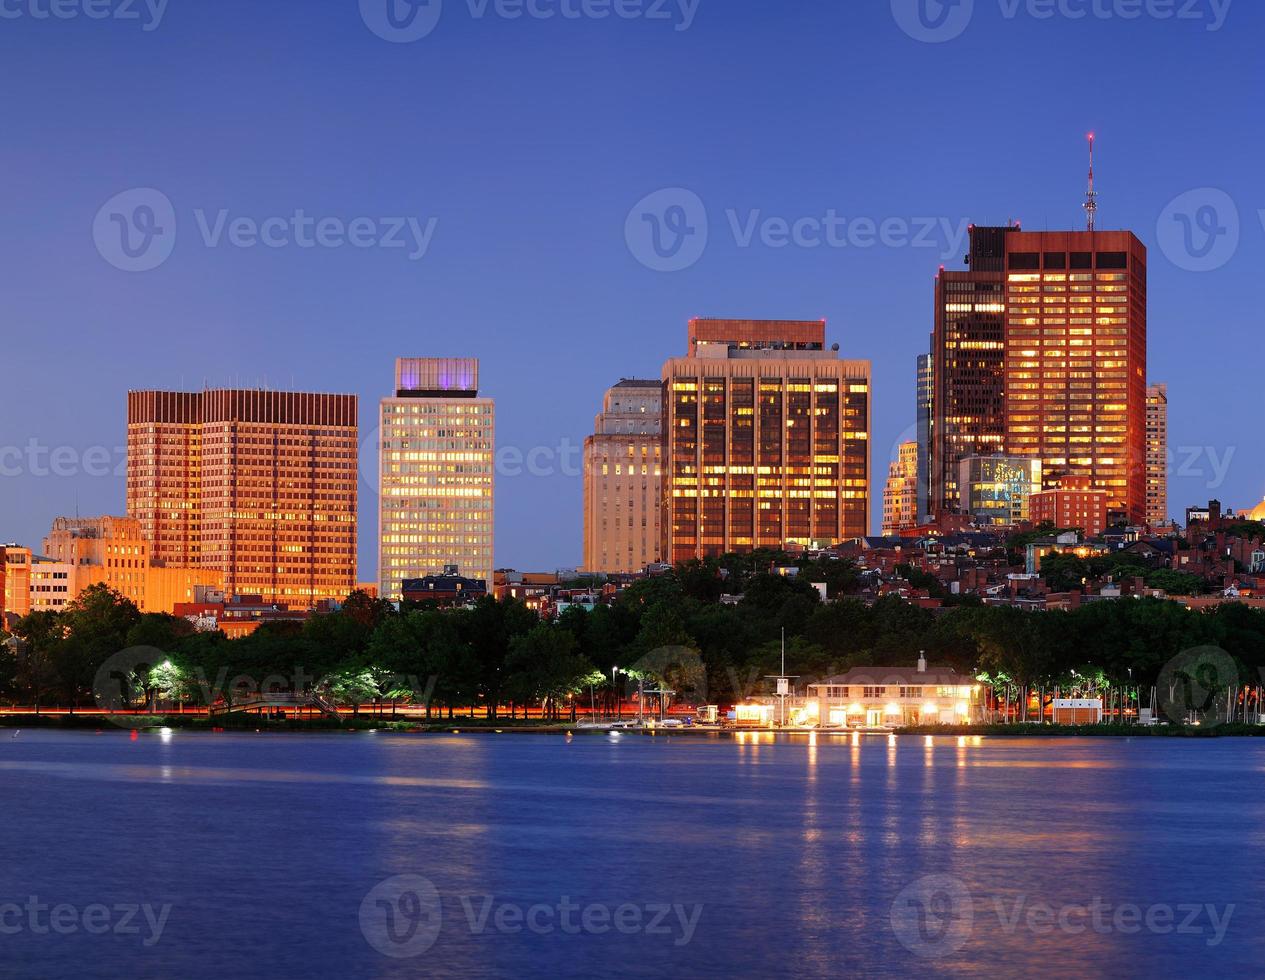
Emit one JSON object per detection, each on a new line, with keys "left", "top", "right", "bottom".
{"left": 916, "top": 351, "right": 933, "bottom": 522}
{"left": 930, "top": 222, "right": 1149, "bottom": 527}
{"left": 583, "top": 379, "right": 663, "bottom": 574}
{"left": 882, "top": 442, "right": 919, "bottom": 536}
{"left": 378, "top": 358, "right": 494, "bottom": 603}
{"left": 931, "top": 225, "right": 1013, "bottom": 515}
{"left": 127, "top": 389, "right": 358, "bottom": 606}
{"left": 661, "top": 319, "right": 870, "bottom": 564}
{"left": 1002, "top": 230, "right": 1147, "bottom": 526}
{"left": 1146, "top": 383, "right": 1169, "bottom": 526}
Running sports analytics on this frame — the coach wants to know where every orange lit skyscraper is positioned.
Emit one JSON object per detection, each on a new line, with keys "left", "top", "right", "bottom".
{"left": 932, "top": 224, "right": 1148, "bottom": 527}
{"left": 661, "top": 319, "right": 870, "bottom": 563}
{"left": 127, "top": 389, "right": 358, "bottom": 606}
{"left": 1002, "top": 230, "right": 1147, "bottom": 526}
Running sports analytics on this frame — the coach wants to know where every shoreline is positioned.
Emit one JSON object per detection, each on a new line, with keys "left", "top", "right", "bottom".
{"left": 3, "top": 714, "right": 1263, "bottom": 738}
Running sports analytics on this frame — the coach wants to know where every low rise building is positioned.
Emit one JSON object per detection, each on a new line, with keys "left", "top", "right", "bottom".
{"left": 804, "top": 656, "right": 986, "bottom": 728}
{"left": 1030, "top": 477, "right": 1109, "bottom": 537}
{"left": 175, "top": 591, "right": 324, "bottom": 639}
{"left": 402, "top": 566, "right": 488, "bottom": 608}
{"left": 958, "top": 455, "right": 1041, "bottom": 528}
{"left": 3, "top": 546, "right": 31, "bottom": 618}
{"left": 41, "top": 516, "right": 222, "bottom": 614}
{"left": 29, "top": 555, "right": 76, "bottom": 613}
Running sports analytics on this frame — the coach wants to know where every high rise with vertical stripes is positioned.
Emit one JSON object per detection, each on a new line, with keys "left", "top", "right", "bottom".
{"left": 126, "top": 389, "right": 359, "bottom": 606}
{"left": 378, "top": 358, "right": 495, "bottom": 603}
{"left": 661, "top": 319, "right": 871, "bottom": 564}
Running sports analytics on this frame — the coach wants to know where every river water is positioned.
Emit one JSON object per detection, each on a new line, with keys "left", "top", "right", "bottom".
{"left": 0, "top": 730, "right": 1261, "bottom": 978}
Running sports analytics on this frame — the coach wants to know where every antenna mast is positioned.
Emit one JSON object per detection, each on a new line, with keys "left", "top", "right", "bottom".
{"left": 1083, "top": 133, "right": 1098, "bottom": 232}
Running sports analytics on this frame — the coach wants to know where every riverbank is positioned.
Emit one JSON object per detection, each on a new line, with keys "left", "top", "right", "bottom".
{"left": 0, "top": 713, "right": 578, "bottom": 734}
{"left": 5, "top": 713, "right": 1265, "bottom": 737}
{"left": 896, "top": 723, "right": 1265, "bottom": 738}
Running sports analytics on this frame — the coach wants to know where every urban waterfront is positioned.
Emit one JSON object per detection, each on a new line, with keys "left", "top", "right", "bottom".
{"left": 2, "top": 731, "right": 1262, "bottom": 978}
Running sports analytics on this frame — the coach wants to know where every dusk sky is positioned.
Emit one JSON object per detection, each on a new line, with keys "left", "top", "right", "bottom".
{"left": 2, "top": 0, "right": 1261, "bottom": 579}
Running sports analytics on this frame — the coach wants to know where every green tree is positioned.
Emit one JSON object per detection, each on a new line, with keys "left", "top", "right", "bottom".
{"left": 55, "top": 585, "right": 142, "bottom": 706}
{"left": 1145, "top": 570, "right": 1208, "bottom": 596}
{"left": 505, "top": 625, "right": 599, "bottom": 720}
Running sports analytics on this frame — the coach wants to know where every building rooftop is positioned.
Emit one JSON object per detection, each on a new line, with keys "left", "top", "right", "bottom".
{"left": 613, "top": 378, "right": 662, "bottom": 388}
{"left": 813, "top": 665, "right": 977, "bottom": 687}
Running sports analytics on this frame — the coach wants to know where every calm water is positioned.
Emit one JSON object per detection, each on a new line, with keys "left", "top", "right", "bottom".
{"left": 0, "top": 730, "right": 1262, "bottom": 979}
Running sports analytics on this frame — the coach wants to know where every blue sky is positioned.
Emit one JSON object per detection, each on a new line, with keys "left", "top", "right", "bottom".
{"left": 1, "top": 0, "right": 1261, "bottom": 578}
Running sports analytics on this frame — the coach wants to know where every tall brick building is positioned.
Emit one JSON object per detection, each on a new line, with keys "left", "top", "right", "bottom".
{"left": 1002, "top": 230, "right": 1147, "bottom": 526}
{"left": 932, "top": 225, "right": 1148, "bottom": 527}
{"left": 127, "top": 389, "right": 358, "bottom": 606}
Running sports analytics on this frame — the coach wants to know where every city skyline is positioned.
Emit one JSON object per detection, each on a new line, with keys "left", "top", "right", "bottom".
{"left": 2, "top": 7, "right": 1262, "bottom": 575}
{"left": 5, "top": 7, "right": 1265, "bottom": 980}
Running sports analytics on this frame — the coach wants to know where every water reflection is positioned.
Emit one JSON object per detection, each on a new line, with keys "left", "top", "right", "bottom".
{"left": 0, "top": 732, "right": 1260, "bottom": 978}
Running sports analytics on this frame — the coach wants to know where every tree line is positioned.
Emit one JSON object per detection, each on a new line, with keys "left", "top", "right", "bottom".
{"left": 3, "top": 550, "right": 1265, "bottom": 715}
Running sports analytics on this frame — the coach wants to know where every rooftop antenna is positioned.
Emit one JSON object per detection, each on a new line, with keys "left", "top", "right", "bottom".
{"left": 1083, "top": 132, "right": 1098, "bottom": 232}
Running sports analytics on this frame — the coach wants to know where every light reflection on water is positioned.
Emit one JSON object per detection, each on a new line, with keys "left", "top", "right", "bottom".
{"left": 1, "top": 731, "right": 1262, "bottom": 979}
